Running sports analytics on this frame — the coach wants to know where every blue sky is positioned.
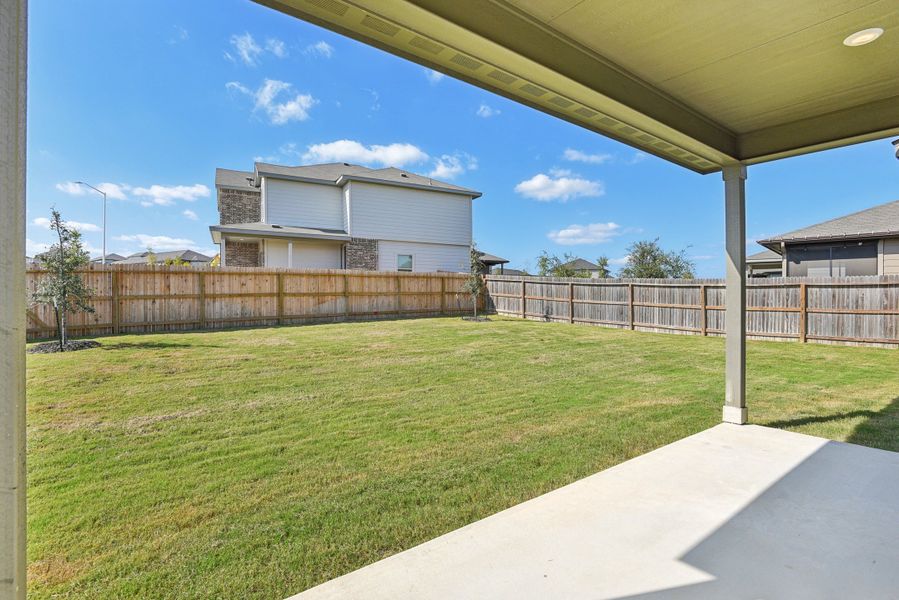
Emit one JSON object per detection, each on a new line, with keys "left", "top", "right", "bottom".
{"left": 27, "top": 0, "right": 899, "bottom": 276}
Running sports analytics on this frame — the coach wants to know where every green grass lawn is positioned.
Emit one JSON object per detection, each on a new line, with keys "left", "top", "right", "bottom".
{"left": 26, "top": 317, "right": 899, "bottom": 599}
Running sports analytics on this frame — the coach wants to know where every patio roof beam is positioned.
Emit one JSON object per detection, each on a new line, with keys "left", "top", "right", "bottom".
{"left": 0, "top": 0, "right": 27, "bottom": 598}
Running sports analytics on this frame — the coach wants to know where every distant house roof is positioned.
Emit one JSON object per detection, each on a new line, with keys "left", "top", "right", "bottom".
{"left": 118, "top": 250, "right": 212, "bottom": 265}
{"left": 90, "top": 253, "right": 126, "bottom": 263}
{"left": 759, "top": 199, "right": 899, "bottom": 249}
{"left": 209, "top": 222, "right": 351, "bottom": 244}
{"left": 746, "top": 248, "right": 782, "bottom": 263}
{"left": 498, "top": 268, "right": 528, "bottom": 276}
{"left": 216, "top": 162, "right": 481, "bottom": 198}
{"left": 561, "top": 258, "right": 599, "bottom": 271}
{"left": 479, "top": 252, "right": 509, "bottom": 266}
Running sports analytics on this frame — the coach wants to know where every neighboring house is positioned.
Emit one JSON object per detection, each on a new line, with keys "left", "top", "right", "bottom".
{"left": 497, "top": 268, "right": 528, "bottom": 276}
{"left": 561, "top": 258, "right": 602, "bottom": 278}
{"left": 478, "top": 252, "right": 509, "bottom": 274}
{"left": 758, "top": 199, "right": 899, "bottom": 277}
{"left": 117, "top": 250, "right": 213, "bottom": 266}
{"left": 209, "top": 162, "right": 481, "bottom": 272}
{"left": 746, "top": 249, "right": 783, "bottom": 278}
{"left": 90, "top": 253, "right": 126, "bottom": 264}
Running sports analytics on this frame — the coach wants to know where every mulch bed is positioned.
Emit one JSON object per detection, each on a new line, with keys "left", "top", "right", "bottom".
{"left": 27, "top": 340, "right": 101, "bottom": 354}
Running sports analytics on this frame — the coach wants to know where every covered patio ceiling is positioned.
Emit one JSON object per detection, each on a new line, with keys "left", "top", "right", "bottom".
{"left": 257, "top": 0, "right": 899, "bottom": 173}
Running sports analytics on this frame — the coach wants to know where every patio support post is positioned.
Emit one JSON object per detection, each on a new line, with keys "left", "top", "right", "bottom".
{"left": 722, "top": 164, "right": 748, "bottom": 424}
{"left": 0, "top": 0, "right": 28, "bottom": 597}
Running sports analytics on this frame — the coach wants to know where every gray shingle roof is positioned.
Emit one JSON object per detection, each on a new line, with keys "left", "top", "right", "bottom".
{"left": 478, "top": 252, "right": 509, "bottom": 265}
{"left": 118, "top": 250, "right": 212, "bottom": 264}
{"left": 252, "top": 162, "right": 481, "bottom": 197}
{"left": 759, "top": 199, "right": 899, "bottom": 246}
{"left": 561, "top": 258, "right": 599, "bottom": 271}
{"left": 746, "top": 248, "right": 782, "bottom": 263}
{"left": 209, "top": 222, "right": 350, "bottom": 243}
{"left": 215, "top": 168, "right": 257, "bottom": 190}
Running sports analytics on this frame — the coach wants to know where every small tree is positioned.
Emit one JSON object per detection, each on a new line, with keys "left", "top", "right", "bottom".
{"left": 146, "top": 247, "right": 157, "bottom": 265}
{"left": 596, "top": 256, "right": 612, "bottom": 278}
{"left": 462, "top": 245, "right": 487, "bottom": 319}
{"left": 618, "top": 239, "right": 695, "bottom": 279}
{"left": 31, "top": 210, "right": 94, "bottom": 350}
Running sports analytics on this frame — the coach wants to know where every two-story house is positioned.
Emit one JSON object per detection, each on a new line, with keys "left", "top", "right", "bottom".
{"left": 209, "top": 162, "right": 481, "bottom": 272}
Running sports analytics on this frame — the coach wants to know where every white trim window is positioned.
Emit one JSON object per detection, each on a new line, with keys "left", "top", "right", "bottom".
{"left": 397, "top": 254, "right": 413, "bottom": 272}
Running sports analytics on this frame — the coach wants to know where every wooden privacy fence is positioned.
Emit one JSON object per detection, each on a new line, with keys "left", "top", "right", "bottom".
{"left": 25, "top": 264, "right": 481, "bottom": 341}
{"left": 485, "top": 274, "right": 899, "bottom": 347}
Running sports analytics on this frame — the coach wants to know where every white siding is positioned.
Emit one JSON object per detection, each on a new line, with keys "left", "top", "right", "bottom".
{"left": 378, "top": 241, "right": 469, "bottom": 273}
{"left": 264, "top": 239, "right": 342, "bottom": 269}
{"left": 884, "top": 237, "right": 899, "bottom": 275}
{"left": 350, "top": 182, "right": 472, "bottom": 245}
{"left": 264, "top": 178, "right": 344, "bottom": 230}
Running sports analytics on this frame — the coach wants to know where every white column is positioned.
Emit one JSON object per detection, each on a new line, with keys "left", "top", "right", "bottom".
{"left": 1, "top": 0, "right": 27, "bottom": 597}
{"left": 287, "top": 241, "right": 293, "bottom": 269}
{"left": 722, "top": 164, "right": 747, "bottom": 424}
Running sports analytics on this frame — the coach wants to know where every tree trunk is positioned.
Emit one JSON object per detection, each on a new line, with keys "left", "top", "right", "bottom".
{"left": 60, "top": 308, "right": 67, "bottom": 349}
{"left": 54, "top": 306, "right": 62, "bottom": 351}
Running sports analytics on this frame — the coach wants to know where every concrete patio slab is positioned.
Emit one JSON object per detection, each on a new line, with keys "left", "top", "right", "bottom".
{"left": 288, "top": 424, "right": 899, "bottom": 599}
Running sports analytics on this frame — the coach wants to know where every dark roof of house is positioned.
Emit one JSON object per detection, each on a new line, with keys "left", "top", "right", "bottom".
{"left": 479, "top": 252, "right": 509, "bottom": 265}
{"left": 215, "top": 168, "right": 258, "bottom": 190}
{"left": 746, "top": 248, "right": 782, "bottom": 263}
{"left": 90, "top": 253, "right": 127, "bottom": 263}
{"left": 209, "top": 222, "right": 350, "bottom": 243}
{"left": 759, "top": 199, "right": 899, "bottom": 248}
{"left": 118, "top": 250, "right": 212, "bottom": 264}
{"left": 216, "top": 162, "right": 480, "bottom": 197}
{"left": 561, "top": 258, "right": 599, "bottom": 271}
{"left": 497, "top": 268, "right": 528, "bottom": 276}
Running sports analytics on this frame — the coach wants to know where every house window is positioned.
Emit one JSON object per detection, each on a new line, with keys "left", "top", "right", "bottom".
{"left": 397, "top": 254, "right": 413, "bottom": 272}
{"left": 787, "top": 241, "right": 877, "bottom": 277}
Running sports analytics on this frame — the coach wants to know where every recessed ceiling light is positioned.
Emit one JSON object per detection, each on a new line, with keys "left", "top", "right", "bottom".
{"left": 843, "top": 27, "right": 884, "bottom": 47}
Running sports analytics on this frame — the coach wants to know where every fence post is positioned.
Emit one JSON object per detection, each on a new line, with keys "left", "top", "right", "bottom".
{"left": 700, "top": 284, "right": 707, "bottom": 336}
{"left": 396, "top": 275, "right": 402, "bottom": 314}
{"left": 276, "top": 272, "right": 284, "bottom": 325}
{"left": 799, "top": 283, "right": 807, "bottom": 343}
{"left": 569, "top": 282, "right": 574, "bottom": 324}
{"left": 111, "top": 268, "right": 120, "bottom": 334}
{"left": 521, "top": 279, "right": 526, "bottom": 319}
{"left": 627, "top": 283, "right": 635, "bottom": 330}
{"left": 198, "top": 270, "right": 206, "bottom": 330}
{"left": 440, "top": 276, "right": 446, "bottom": 315}
{"left": 344, "top": 272, "right": 350, "bottom": 319}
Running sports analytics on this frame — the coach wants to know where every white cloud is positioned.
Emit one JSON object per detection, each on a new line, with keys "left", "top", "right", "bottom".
{"left": 115, "top": 234, "right": 201, "bottom": 252}
{"left": 514, "top": 172, "right": 604, "bottom": 202}
{"left": 33, "top": 216, "right": 101, "bottom": 232}
{"left": 265, "top": 38, "right": 288, "bottom": 58}
{"left": 226, "top": 79, "right": 317, "bottom": 125}
{"left": 547, "top": 222, "right": 621, "bottom": 245}
{"left": 563, "top": 148, "right": 613, "bottom": 165}
{"left": 301, "top": 140, "right": 428, "bottom": 167}
{"left": 55, "top": 181, "right": 129, "bottom": 200}
{"left": 425, "top": 69, "right": 445, "bottom": 84}
{"left": 429, "top": 153, "right": 478, "bottom": 180}
{"left": 168, "top": 26, "right": 189, "bottom": 45}
{"left": 26, "top": 239, "right": 50, "bottom": 256}
{"left": 131, "top": 184, "right": 210, "bottom": 206}
{"left": 305, "top": 41, "right": 333, "bottom": 58}
{"left": 628, "top": 151, "right": 649, "bottom": 164}
{"left": 230, "top": 32, "right": 263, "bottom": 66}
{"left": 476, "top": 104, "right": 500, "bottom": 118}
{"left": 609, "top": 256, "right": 630, "bottom": 266}
{"left": 183, "top": 209, "right": 198, "bottom": 221}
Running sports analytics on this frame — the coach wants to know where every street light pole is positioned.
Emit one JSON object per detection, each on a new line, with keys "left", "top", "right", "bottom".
{"left": 74, "top": 181, "right": 107, "bottom": 264}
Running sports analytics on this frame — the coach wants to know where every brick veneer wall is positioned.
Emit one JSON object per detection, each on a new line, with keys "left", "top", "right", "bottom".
{"left": 345, "top": 238, "right": 378, "bottom": 270}
{"left": 218, "top": 186, "right": 261, "bottom": 225}
{"left": 225, "top": 240, "right": 261, "bottom": 267}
